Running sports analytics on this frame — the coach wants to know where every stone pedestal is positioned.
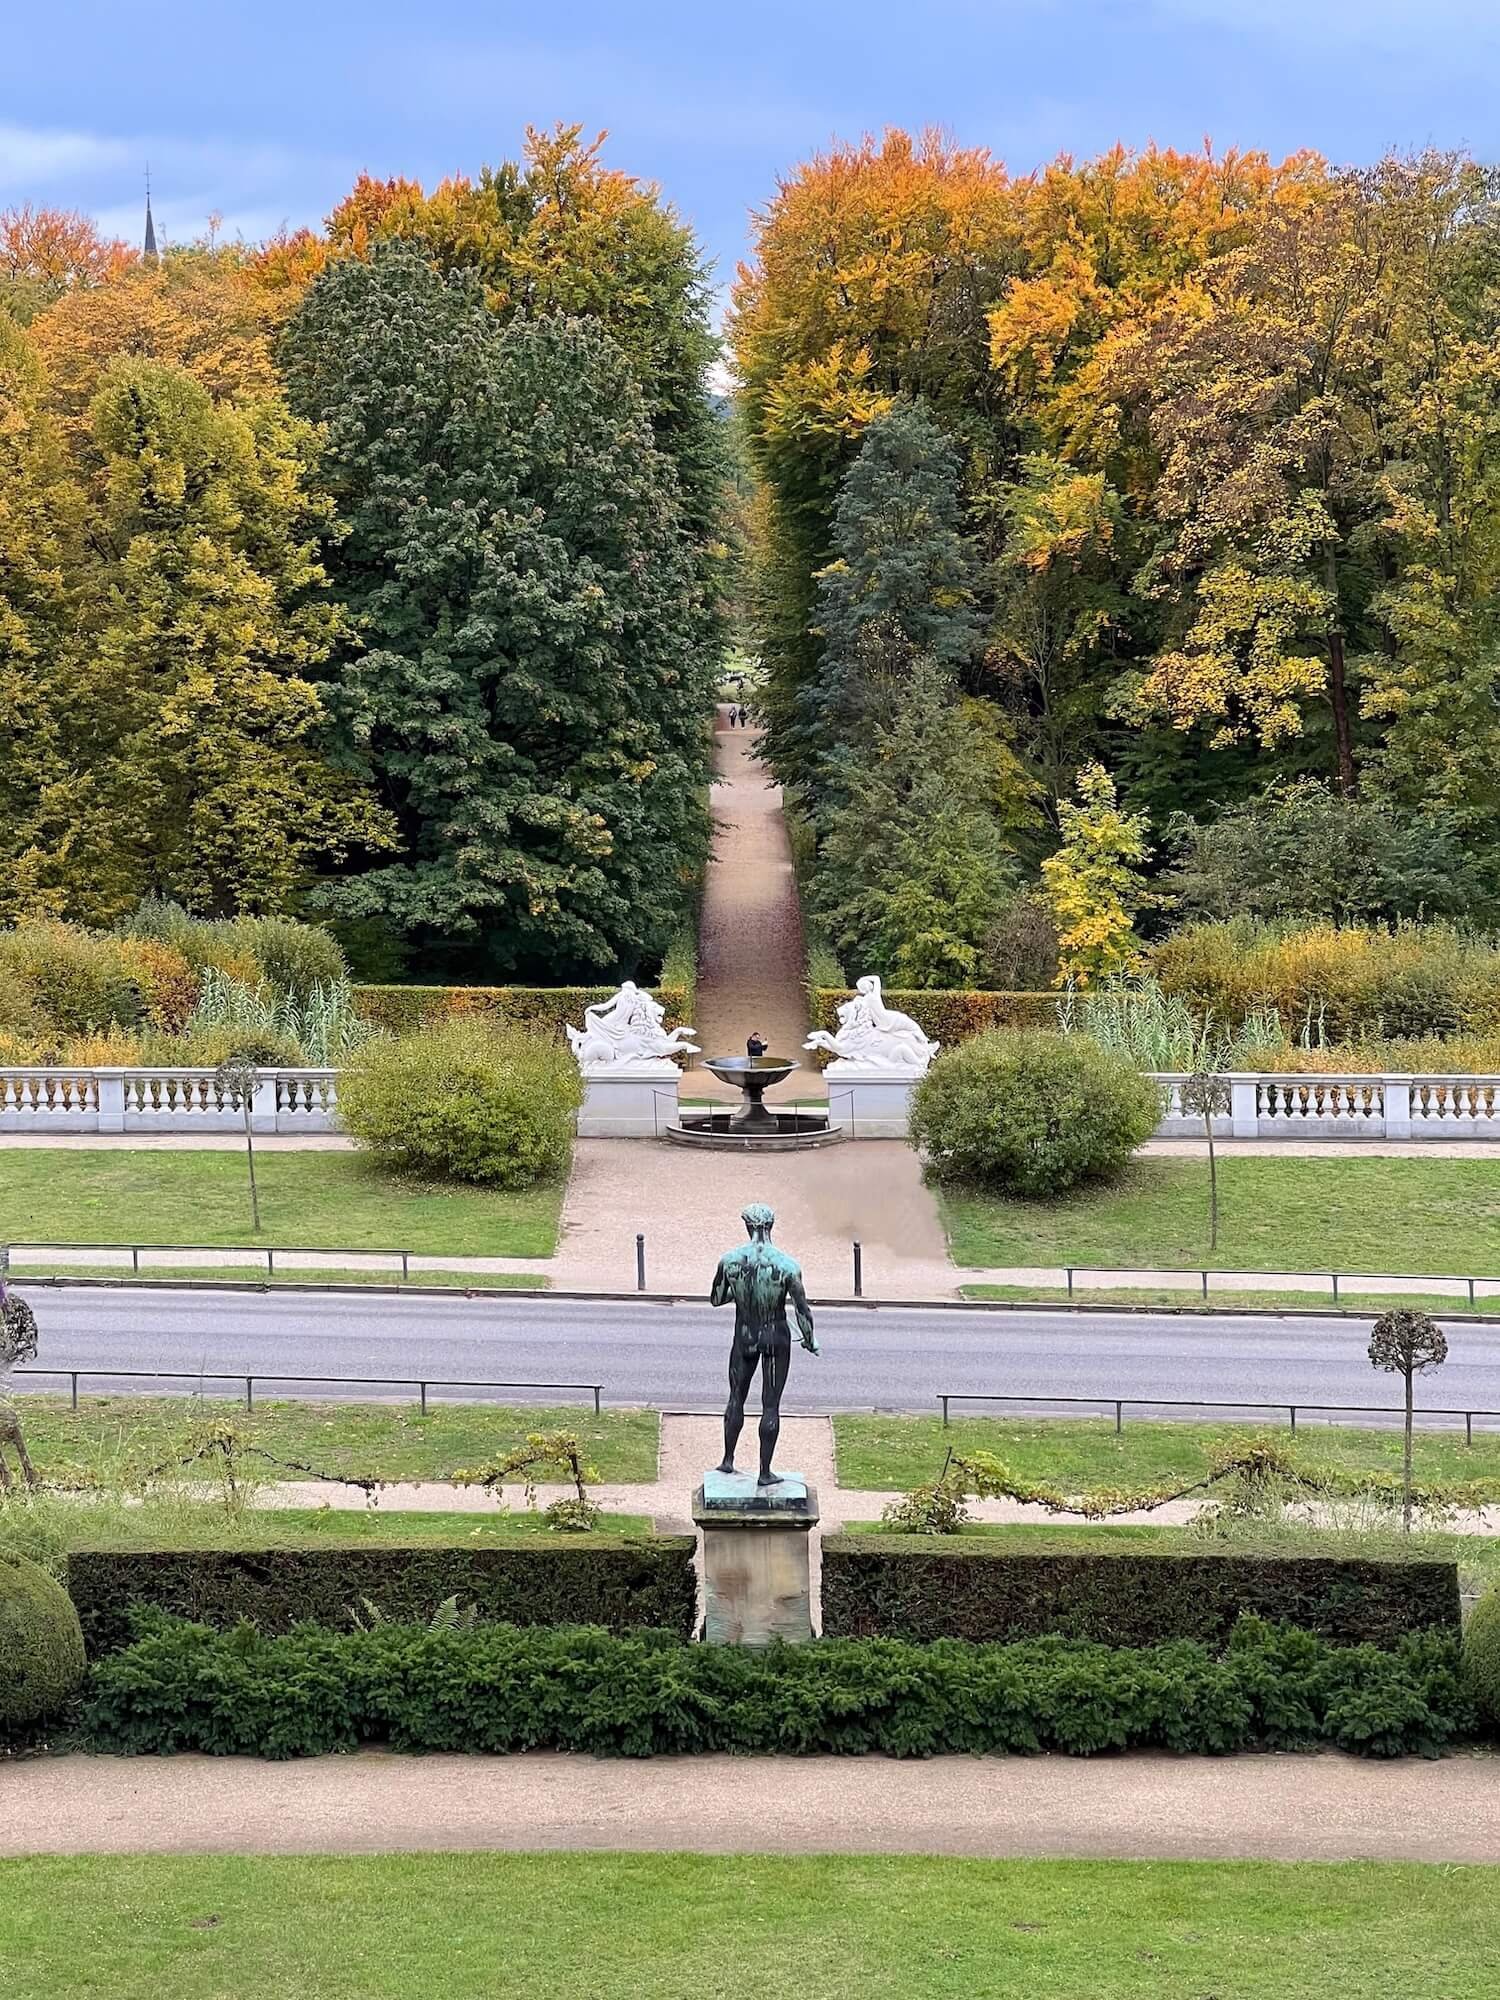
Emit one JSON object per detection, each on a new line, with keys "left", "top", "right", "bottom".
{"left": 576, "top": 1060, "right": 682, "bottom": 1138}
{"left": 692, "top": 1469, "right": 820, "bottom": 1646}
{"left": 821, "top": 1060, "right": 922, "bottom": 1139}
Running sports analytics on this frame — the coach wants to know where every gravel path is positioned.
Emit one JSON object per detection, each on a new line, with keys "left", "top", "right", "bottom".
{"left": 691, "top": 706, "right": 816, "bottom": 1099}
{"left": 6, "top": 1750, "right": 1497, "bottom": 1859}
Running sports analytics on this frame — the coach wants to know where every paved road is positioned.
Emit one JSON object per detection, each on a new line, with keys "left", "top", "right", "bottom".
{"left": 13, "top": 1286, "right": 1500, "bottom": 1425}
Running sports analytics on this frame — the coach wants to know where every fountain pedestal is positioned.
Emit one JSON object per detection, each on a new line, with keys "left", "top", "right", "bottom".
{"left": 692, "top": 1469, "right": 819, "bottom": 1645}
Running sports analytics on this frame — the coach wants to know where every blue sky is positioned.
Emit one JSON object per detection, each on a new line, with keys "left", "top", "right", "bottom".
{"left": 8, "top": 0, "right": 1500, "bottom": 328}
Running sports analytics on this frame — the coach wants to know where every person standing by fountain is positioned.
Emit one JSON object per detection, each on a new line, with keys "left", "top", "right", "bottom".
{"left": 746, "top": 1028, "right": 768, "bottom": 1059}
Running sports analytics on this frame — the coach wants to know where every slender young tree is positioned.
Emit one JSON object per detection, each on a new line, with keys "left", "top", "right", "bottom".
{"left": 1368, "top": 1309, "right": 1448, "bottom": 1532}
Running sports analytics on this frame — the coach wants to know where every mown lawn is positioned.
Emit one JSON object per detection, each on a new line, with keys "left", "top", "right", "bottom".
{"left": 17, "top": 1264, "right": 549, "bottom": 1289}
{"left": 960, "top": 1283, "right": 1493, "bottom": 1312}
{"left": 939, "top": 1156, "right": 1500, "bottom": 1275}
{"left": 0, "top": 1150, "right": 563, "bottom": 1257}
{"left": 1, "top": 1855, "right": 1494, "bottom": 1999}
{"left": 16, "top": 1397, "right": 658, "bottom": 1485}
{"left": 832, "top": 1413, "right": 1500, "bottom": 1497}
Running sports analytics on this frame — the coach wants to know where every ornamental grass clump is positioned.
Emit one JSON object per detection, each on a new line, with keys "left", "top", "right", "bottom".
{"left": 910, "top": 1028, "right": 1159, "bottom": 1195}
{"left": 337, "top": 1018, "right": 581, "bottom": 1188}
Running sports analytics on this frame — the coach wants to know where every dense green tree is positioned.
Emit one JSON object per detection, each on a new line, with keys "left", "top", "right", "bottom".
{"left": 282, "top": 244, "right": 713, "bottom": 979}
{"left": 812, "top": 659, "right": 1016, "bottom": 987}
{"left": 794, "top": 401, "right": 979, "bottom": 789}
{"left": 1163, "top": 780, "right": 1484, "bottom": 925}
{"left": 42, "top": 360, "right": 386, "bottom": 922}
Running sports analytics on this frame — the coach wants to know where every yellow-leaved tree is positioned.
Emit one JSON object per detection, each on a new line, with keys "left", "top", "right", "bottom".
{"left": 1041, "top": 763, "right": 1151, "bottom": 985}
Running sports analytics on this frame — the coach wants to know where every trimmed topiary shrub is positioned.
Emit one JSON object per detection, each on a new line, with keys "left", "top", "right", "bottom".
{"left": 909, "top": 1027, "right": 1160, "bottom": 1194}
{"left": 352, "top": 983, "right": 691, "bottom": 1038}
{"left": 1462, "top": 1584, "right": 1500, "bottom": 1732}
{"left": 0, "top": 1553, "right": 87, "bottom": 1731}
{"left": 81, "top": 1615, "right": 1472, "bottom": 1760}
{"left": 820, "top": 1538, "right": 1462, "bottom": 1650}
{"left": 337, "top": 1017, "right": 582, "bottom": 1187}
{"left": 67, "top": 1536, "right": 698, "bottom": 1655}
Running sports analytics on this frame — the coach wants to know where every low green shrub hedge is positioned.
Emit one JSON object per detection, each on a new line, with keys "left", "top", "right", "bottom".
{"left": 337, "top": 1017, "right": 581, "bottom": 1187}
{"left": 821, "top": 1539, "right": 1461, "bottom": 1649}
{"left": 909, "top": 1029, "right": 1161, "bottom": 1194}
{"left": 353, "top": 983, "right": 691, "bottom": 1038}
{"left": 81, "top": 1616, "right": 1475, "bottom": 1760}
{"left": 1462, "top": 1584, "right": 1500, "bottom": 1731}
{"left": 0, "top": 1553, "right": 87, "bottom": 1732}
{"left": 67, "top": 1537, "right": 698, "bottom": 1655}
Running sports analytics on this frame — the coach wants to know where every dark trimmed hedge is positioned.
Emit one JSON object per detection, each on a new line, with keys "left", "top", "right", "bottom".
{"left": 82, "top": 1616, "right": 1475, "bottom": 1760}
{"left": 821, "top": 1538, "right": 1461, "bottom": 1649}
{"left": 352, "top": 984, "right": 691, "bottom": 1038}
{"left": 68, "top": 1536, "right": 697, "bottom": 1655}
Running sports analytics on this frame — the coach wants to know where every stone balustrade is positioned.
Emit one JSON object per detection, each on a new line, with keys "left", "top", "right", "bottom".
{"left": 1153, "top": 1073, "right": 1500, "bottom": 1140}
{"left": 0, "top": 1067, "right": 339, "bottom": 1136}
{"left": 1, "top": 1062, "right": 1499, "bottom": 1142}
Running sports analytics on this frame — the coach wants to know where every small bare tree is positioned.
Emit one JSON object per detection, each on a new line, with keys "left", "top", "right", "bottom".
{"left": 0, "top": 1249, "right": 40, "bottom": 1489}
{"left": 1180, "top": 1070, "right": 1231, "bottom": 1253}
{"left": 215, "top": 1056, "right": 262, "bottom": 1234}
{"left": 1368, "top": 1309, "right": 1449, "bottom": 1531}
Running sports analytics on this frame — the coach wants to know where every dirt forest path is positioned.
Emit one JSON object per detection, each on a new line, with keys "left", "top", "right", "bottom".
{"left": 690, "top": 706, "right": 817, "bottom": 1103}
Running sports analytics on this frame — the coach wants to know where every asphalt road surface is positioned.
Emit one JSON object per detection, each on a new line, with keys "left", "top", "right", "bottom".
{"left": 12, "top": 1286, "right": 1500, "bottom": 1427}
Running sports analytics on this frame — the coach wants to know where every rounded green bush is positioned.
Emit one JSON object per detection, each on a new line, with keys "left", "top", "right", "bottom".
{"left": 338, "top": 1018, "right": 582, "bottom": 1188}
{"left": 1462, "top": 1584, "right": 1500, "bottom": 1732}
{"left": 0, "top": 1555, "right": 87, "bottom": 1731}
{"left": 909, "top": 1027, "right": 1160, "bottom": 1195}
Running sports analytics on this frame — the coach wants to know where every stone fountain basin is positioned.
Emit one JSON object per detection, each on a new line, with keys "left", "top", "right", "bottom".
{"left": 702, "top": 1056, "right": 799, "bottom": 1091}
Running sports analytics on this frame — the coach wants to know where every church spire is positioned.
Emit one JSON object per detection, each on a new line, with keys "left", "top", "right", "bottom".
{"left": 143, "top": 165, "right": 158, "bottom": 264}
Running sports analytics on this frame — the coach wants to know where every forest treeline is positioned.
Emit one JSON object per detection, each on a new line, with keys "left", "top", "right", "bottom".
{"left": 731, "top": 136, "right": 1500, "bottom": 985}
{"left": 0, "top": 129, "right": 724, "bottom": 982}
{"left": 6, "top": 129, "right": 1500, "bottom": 990}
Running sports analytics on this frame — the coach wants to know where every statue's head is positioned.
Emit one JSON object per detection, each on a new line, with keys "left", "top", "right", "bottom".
{"left": 740, "top": 1201, "right": 775, "bottom": 1240}
{"left": 619, "top": 980, "right": 639, "bottom": 998}
{"left": 856, "top": 975, "right": 881, "bottom": 998}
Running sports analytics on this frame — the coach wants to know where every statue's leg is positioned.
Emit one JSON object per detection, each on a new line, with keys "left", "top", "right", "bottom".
{"left": 718, "top": 1343, "right": 755, "bottom": 1473}
{"left": 756, "top": 1339, "right": 791, "bottom": 1486}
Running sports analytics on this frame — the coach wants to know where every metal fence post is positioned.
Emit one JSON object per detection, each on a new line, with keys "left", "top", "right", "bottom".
{"left": 593, "top": 1385, "right": 602, "bottom": 1416}
{"left": 1467, "top": 1412, "right": 1474, "bottom": 1446}
{"left": 852, "top": 1240, "right": 863, "bottom": 1297}
{"left": 635, "top": 1233, "right": 646, "bottom": 1292}
{"left": 402, "top": 1250, "right": 410, "bottom": 1281}
{"left": 245, "top": 1376, "right": 254, "bottom": 1412}
{"left": 266, "top": 1247, "right": 275, "bottom": 1276}
{"left": 131, "top": 1245, "right": 140, "bottom": 1276}
{"left": 1331, "top": 1272, "right": 1339, "bottom": 1304}
{"left": 1469, "top": 1277, "right": 1477, "bottom": 1310}
{"left": 1115, "top": 1399, "right": 1123, "bottom": 1434}
{"left": 1289, "top": 1406, "right": 1297, "bottom": 1433}
{"left": 70, "top": 1371, "right": 79, "bottom": 1412}
{"left": 940, "top": 1395, "right": 950, "bottom": 1428}
{"left": 419, "top": 1380, "right": 428, "bottom": 1417}
{"left": 1201, "top": 1269, "right": 1209, "bottom": 1302}
{"left": 1066, "top": 1266, "right": 1074, "bottom": 1299}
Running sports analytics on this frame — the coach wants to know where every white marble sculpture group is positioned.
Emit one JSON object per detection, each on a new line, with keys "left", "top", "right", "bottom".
{"left": 803, "top": 976, "right": 940, "bottom": 1072}
{"left": 565, "top": 981, "right": 699, "bottom": 1069}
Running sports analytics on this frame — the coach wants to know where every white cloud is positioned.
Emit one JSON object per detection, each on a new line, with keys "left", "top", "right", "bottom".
{"left": 0, "top": 121, "right": 129, "bottom": 187}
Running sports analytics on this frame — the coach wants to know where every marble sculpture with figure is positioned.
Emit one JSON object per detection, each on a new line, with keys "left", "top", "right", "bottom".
{"left": 566, "top": 981, "right": 699, "bottom": 1068}
{"left": 803, "top": 975, "right": 940, "bottom": 1071}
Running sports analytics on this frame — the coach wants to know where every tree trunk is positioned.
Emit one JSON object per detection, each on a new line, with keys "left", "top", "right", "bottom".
{"left": 243, "top": 1097, "right": 262, "bottom": 1235}
{"left": 1205, "top": 1113, "right": 1219, "bottom": 1253}
{"left": 1403, "top": 1368, "right": 1414, "bottom": 1534}
{"left": 1328, "top": 626, "right": 1356, "bottom": 796}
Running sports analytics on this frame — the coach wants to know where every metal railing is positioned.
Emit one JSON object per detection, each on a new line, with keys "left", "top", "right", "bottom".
{"left": 1043, "top": 1265, "right": 1500, "bottom": 1308}
{"left": 6, "top": 1239, "right": 419, "bottom": 1279}
{"left": 13, "top": 1367, "right": 605, "bottom": 1417}
{"left": 937, "top": 1390, "right": 1500, "bottom": 1446}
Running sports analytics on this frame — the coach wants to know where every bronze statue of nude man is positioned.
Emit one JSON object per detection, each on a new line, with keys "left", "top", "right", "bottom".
{"left": 710, "top": 1202, "right": 819, "bottom": 1486}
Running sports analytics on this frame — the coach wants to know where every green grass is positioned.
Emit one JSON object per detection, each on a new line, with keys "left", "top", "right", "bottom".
{"left": 1, "top": 1856, "right": 1495, "bottom": 1999}
{"left": 4, "top": 1505, "right": 652, "bottom": 1553}
{"left": 939, "top": 1156, "right": 1500, "bottom": 1275}
{"left": 19, "top": 1398, "right": 659, "bottom": 1484}
{"left": 17, "top": 1264, "right": 549, "bottom": 1290}
{"left": 832, "top": 1413, "right": 1500, "bottom": 1497}
{"left": 0, "top": 1150, "right": 564, "bottom": 1257}
{"left": 960, "top": 1283, "right": 1496, "bottom": 1313}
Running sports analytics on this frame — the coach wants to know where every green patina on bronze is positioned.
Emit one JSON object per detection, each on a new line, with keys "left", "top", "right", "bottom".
{"left": 710, "top": 1203, "right": 818, "bottom": 1486}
